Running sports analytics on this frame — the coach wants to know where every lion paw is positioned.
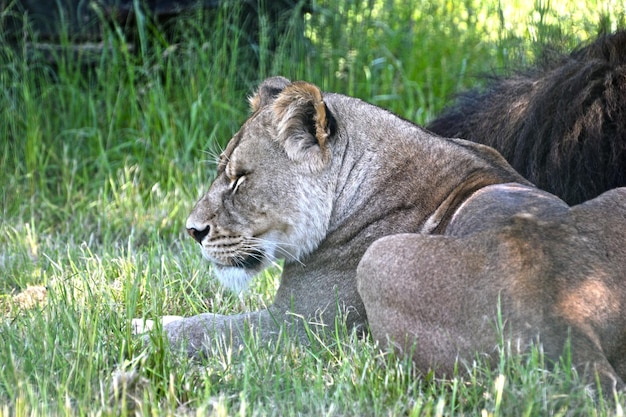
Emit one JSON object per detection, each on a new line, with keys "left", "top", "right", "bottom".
{"left": 131, "top": 315, "right": 183, "bottom": 335}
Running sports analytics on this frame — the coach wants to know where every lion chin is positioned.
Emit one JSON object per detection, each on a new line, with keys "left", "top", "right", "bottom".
{"left": 211, "top": 265, "right": 257, "bottom": 294}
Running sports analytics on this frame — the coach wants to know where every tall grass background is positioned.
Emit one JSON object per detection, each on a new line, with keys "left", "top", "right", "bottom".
{"left": 1, "top": 0, "right": 625, "bottom": 415}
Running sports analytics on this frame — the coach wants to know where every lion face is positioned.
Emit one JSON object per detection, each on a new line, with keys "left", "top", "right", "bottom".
{"left": 186, "top": 77, "right": 335, "bottom": 293}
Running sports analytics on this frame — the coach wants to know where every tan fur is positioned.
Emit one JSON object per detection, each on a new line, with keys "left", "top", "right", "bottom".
{"left": 358, "top": 185, "right": 626, "bottom": 396}
{"left": 272, "top": 82, "right": 332, "bottom": 172}
{"left": 163, "top": 77, "right": 625, "bottom": 398}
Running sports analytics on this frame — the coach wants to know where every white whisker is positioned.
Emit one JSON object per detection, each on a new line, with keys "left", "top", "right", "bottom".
{"left": 247, "top": 236, "right": 305, "bottom": 266}
{"left": 198, "top": 145, "right": 225, "bottom": 170}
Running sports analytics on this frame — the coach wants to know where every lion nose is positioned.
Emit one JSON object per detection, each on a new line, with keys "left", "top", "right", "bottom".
{"left": 187, "top": 226, "right": 209, "bottom": 244}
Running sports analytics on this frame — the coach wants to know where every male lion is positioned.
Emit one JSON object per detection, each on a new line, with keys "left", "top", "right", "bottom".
{"left": 428, "top": 30, "right": 626, "bottom": 206}
{"left": 163, "top": 77, "right": 626, "bottom": 396}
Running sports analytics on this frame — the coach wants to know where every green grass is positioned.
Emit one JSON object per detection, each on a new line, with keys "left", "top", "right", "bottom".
{"left": 1, "top": 0, "right": 626, "bottom": 415}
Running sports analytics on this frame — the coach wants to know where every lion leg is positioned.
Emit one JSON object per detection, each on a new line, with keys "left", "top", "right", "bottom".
{"left": 358, "top": 221, "right": 626, "bottom": 398}
{"left": 563, "top": 188, "right": 626, "bottom": 394}
{"left": 131, "top": 315, "right": 183, "bottom": 335}
{"left": 357, "top": 233, "right": 506, "bottom": 376}
{"left": 559, "top": 329, "right": 625, "bottom": 395}
{"left": 153, "top": 309, "right": 286, "bottom": 357}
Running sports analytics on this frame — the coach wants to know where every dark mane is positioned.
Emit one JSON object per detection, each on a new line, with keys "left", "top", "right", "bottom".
{"left": 427, "top": 30, "right": 626, "bottom": 205}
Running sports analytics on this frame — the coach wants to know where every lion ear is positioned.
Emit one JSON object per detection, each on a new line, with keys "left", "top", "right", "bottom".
{"left": 249, "top": 76, "right": 292, "bottom": 112}
{"left": 272, "top": 81, "right": 332, "bottom": 172}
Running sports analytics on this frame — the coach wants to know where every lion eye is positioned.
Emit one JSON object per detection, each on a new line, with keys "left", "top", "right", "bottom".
{"left": 230, "top": 174, "right": 246, "bottom": 193}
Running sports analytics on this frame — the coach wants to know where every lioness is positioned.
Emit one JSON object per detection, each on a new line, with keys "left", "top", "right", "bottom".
{"left": 164, "top": 77, "right": 626, "bottom": 395}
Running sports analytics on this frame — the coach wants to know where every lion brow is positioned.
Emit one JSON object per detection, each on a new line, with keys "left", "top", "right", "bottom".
{"left": 218, "top": 126, "right": 245, "bottom": 174}
{"left": 217, "top": 152, "right": 229, "bottom": 173}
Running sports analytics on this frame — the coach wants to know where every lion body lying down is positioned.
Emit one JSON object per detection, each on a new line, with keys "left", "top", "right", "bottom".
{"left": 165, "top": 77, "right": 626, "bottom": 396}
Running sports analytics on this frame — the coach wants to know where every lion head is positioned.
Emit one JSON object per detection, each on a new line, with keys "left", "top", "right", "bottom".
{"left": 185, "top": 77, "right": 337, "bottom": 293}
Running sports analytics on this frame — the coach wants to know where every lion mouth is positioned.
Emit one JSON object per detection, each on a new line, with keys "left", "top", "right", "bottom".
{"left": 204, "top": 247, "right": 266, "bottom": 270}
{"left": 231, "top": 249, "right": 265, "bottom": 270}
